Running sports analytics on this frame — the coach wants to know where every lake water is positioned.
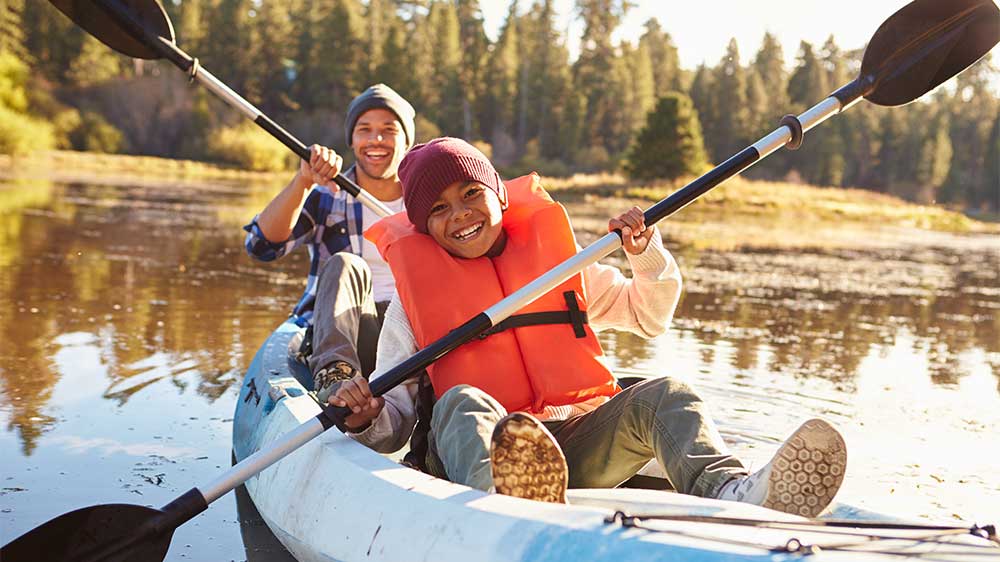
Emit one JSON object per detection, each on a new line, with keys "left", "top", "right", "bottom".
{"left": 1, "top": 177, "right": 998, "bottom": 561}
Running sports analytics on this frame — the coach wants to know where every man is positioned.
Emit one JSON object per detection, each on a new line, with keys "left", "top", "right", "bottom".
{"left": 243, "top": 84, "right": 415, "bottom": 402}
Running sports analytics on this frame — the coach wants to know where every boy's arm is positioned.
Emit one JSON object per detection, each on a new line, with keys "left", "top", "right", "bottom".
{"left": 583, "top": 226, "right": 682, "bottom": 337}
{"left": 347, "top": 294, "right": 420, "bottom": 453}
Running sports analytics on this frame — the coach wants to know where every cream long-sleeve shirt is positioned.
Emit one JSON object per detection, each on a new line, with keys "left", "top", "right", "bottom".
{"left": 351, "top": 227, "right": 682, "bottom": 453}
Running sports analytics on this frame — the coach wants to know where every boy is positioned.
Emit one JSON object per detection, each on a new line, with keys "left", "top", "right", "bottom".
{"left": 329, "top": 137, "right": 847, "bottom": 517}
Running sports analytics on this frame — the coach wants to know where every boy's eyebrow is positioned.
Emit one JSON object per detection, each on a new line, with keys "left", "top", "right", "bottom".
{"left": 433, "top": 181, "right": 478, "bottom": 204}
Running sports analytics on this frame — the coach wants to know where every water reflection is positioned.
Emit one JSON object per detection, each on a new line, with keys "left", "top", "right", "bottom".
{"left": 0, "top": 179, "right": 298, "bottom": 455}
{"left": 235, "top": 483, "right": 297, "bottom": 562}
{"left": 615, "top": 243, "right": 999, "bottom": 391}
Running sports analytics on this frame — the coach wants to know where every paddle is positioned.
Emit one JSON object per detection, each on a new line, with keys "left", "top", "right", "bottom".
{"left": 45, "top": 0, "right": 394, "bottom": 217}
{"left": 4, "top": 1, "right": 998, "bottom": 561}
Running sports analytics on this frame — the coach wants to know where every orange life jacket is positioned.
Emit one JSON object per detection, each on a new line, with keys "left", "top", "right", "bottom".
{"left": 365, "top": 173, "right": 619, "bottom": 414}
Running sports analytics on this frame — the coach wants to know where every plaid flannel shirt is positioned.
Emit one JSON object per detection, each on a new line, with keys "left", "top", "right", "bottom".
{"left": 243, "top": 166, "right": 366, "bottom": 327}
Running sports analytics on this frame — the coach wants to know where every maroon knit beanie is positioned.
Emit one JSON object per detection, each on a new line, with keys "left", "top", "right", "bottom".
{"left": 398, "top": 137, "right": 508, "bottom": 233}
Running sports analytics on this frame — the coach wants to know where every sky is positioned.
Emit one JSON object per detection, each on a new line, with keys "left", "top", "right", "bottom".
{"left": 480, "top": 0, "right": 1000, "bottom": 81}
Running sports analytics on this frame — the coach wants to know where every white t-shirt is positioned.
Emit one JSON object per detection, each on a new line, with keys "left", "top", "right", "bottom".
{"left": 360, "top": 197, "right": 405, "bottom": 303}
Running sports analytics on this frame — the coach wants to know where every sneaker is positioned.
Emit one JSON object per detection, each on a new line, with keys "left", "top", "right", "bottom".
{"left": 718, "top": 418, "right": 847, "bottom": 518}
{"left": 314, "top": 361, "right": 359, "bottom": 404}
{"left": 490, "top": 413, "right": 568, "bottom": 503}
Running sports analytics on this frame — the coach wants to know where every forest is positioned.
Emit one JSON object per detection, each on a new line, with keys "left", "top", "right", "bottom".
{"left": 1, "top": 0, "right": 998, "bottom": 212}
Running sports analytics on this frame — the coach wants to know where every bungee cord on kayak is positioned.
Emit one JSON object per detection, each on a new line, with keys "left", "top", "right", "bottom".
{"left": 604, "top": 510, "right": 1000, "bottom": 554}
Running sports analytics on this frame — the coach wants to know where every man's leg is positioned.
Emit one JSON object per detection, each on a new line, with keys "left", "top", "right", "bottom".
{"left": 309, "top": 253, "right": 379, "bottom": 399}
{"left": 548, "top": 377, "right": 745, "bottom": 498}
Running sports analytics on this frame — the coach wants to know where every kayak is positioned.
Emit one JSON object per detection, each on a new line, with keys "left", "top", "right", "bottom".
{"left": 233, "top": 320, "right": 999, "bottom": 562}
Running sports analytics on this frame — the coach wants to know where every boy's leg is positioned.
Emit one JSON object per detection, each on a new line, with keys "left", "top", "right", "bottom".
{"left": 717, "top": 419, "right": 846, "bottom": 517}
{"left": 549, "top": 377, "right": 745, "bottom": 498}
{"left": 309, "top": 253, "right": 380, "bottom": 399}
{"left": 429, "top": 385, "right": 508, "bottom": 491}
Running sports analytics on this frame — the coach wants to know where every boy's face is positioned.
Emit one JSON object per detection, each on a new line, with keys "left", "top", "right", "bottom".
{"left": 426, "top": 180, "right": 505, "bottom": 259}
{"left": 351, "top": 108, "right": 407, "bottom": 181}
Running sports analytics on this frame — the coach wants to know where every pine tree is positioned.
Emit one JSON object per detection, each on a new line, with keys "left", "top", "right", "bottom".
{"left": 621, "top": 41, "right": 655, "bottom": 142}
{"left": 940, "top": 54, "right": 999, "bottom": 211}
{"left": 21, "top": 1, "right": 83, "bottom": 81}
{"left": 0, "top": 0, "right": 27, "bottom": 59}
{"left": 403, "top": 3, "right": 439, "bottom": 118}
{"left": 744, "top": 69, "right": 768, "bottom": 140}
{"left": 743, "top": 32, "right": 790, "bottom": 179}
{"left": 786, "top": 41, "right": 830, "bottom": 182}
{"left": 624, "top": 92, "right": 708, "bottom": 181}
{"left": 310, "top": 0, "right": 365, "bottom": 111}
{"left": 787, "top": 41, "right": 828, "bottom": 110}
{"left": 251, "top": 0, "right": 297, "bottom": 115}
{"left": 753, "top": 32, "right": 787, "bottom": 110}
{"left": 839, "top": 101, "right": 880, "bottom": 186}
{"left": 373, "top": 15, "right": 414, "bottom": 100}
{"left": 811, "top": 35, "right": 848, "bottom": 185}
{"left": 289, "top": 0, "right": 324, "bottom": 109}
{"left": 362, "top": 0, "right": 391, "bottom": 83}
{"left": 985, "top": 112, "right": 1000, "bottom": 212}
{"left": 873, "top": 110, "right": 907, "bottom": 192}
{"left": 573, "top": 0, "right": 633, "bottom": 158}
{"left": 687, "top": 64, "right": 716, "bottom": 162}
{"left": 706, "top": 39, "right": 751, "bottom": 162}
{"left": 456, "top": 0, "right": 488, "bottom": 139}
{"left": 483, "top": 0, "right": 519, "bottom": 156}
{"left": 559, "top": 91, "right": 587, "bottom": 163}
{"left": 914, "top": 113, "right": 953, "bottom": 203}
{"left": 518, "top": 0, "right": 573, "bottom": 160}
{"left": 174, "top": 0, "right": 207, "bottom": 55}
{"left": 426, "top": 1, "right": 463, "bottom": 135}
{"left": 66, "top": 35, "right": 124, "bottom": 87}
{"left": 203, "top": 0, "right": 256, "bottom": 99}
{"left": 638, "top": 18, "right": 681, "bottom": 94}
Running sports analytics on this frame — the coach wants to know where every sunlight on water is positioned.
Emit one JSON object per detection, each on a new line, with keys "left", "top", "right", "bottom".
{"left": 1, "top": 178, "right": 998, "bottom": 559}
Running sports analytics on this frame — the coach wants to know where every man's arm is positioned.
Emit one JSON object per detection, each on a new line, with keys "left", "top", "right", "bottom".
{"left": 256, "top": 145, "right": 343, "bottom": 243}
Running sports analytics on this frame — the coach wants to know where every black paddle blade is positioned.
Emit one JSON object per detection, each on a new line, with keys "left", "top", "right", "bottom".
{"left": 0, "top": 504, "right": 173, "bottom": 562}
{"left": 48, "top": 0, "right": 174, "bottom": 60}
{"left": 862, "top": 0, "right": 1000, "bottom": 106}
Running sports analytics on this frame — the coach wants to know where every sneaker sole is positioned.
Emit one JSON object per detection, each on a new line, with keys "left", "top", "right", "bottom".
{"left": 490, "top": 412, "right": 568, "bottom": 503}
{"left": 763, "top": 419, "right": 847, "bottom": 518}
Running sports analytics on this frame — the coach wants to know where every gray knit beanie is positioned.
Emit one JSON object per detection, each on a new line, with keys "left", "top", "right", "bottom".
{"left": 344, "top": 84, "right": 416, "bottom": 148}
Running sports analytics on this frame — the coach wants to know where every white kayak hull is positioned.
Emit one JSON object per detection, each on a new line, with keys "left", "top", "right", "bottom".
{"left": 233, "top": 321, "right": 998, "bottom": 562}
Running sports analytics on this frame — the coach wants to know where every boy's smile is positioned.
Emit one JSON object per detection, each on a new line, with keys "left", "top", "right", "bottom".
{"left": 427, "top": 181, "right": 506, "bottom": 259}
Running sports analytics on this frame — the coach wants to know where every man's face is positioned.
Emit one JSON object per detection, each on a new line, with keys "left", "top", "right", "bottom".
{"left": 351, "top": 108, "right": 407, "bottom": 181}
{"left": 426, "top": 181, "right": 506, "bottom": 259}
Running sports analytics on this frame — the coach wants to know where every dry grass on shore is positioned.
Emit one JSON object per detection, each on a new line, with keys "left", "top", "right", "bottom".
{"left": 543, "top": 172, "right": 996, "bottom": 250}
{"left": 0, "top": 150, "right": 288, "bottom": 185}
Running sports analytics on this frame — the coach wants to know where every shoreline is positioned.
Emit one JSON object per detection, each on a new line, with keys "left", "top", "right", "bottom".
{"left": 2, "top": 149, "right": 996, "bottom": 252}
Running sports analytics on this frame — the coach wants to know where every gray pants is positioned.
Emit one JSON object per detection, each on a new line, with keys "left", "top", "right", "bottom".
{"left": 427, "top": 379, "right": 747, "bottom": 498}
{"left": 307, "top": 253, "right": 387, "bottom": 379}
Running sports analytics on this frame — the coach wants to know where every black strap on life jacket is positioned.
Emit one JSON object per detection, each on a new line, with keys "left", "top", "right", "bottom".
{"left": 477, "top": 291, "right": 588, "bottom": 340}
